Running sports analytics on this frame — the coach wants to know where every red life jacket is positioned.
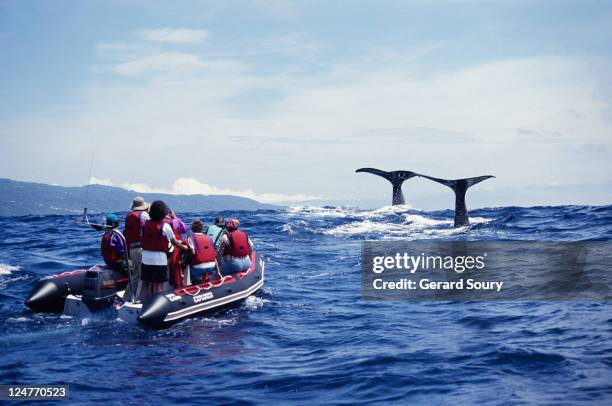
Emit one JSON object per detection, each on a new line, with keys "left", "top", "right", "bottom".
{"left": 226, "top": 230, "right": 250, "bottom": 257}
{"left": 141, "top": 220, "right": 169, "bottom": 253}
{"left": 101, "top": 231, "right": 122, "bottom": 265}
{"left": 124, "top": 211, "right": 144, "bottom": 246}
{"left": 191, "top": 233, "right": 216, "bottom": 265}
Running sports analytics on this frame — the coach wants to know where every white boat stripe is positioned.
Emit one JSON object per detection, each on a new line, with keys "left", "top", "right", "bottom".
{"left": 163, "top": 265, "right": 265, "bottom": 322}
{"left": 164, "top": 279, "right": 264, "bottom": 321}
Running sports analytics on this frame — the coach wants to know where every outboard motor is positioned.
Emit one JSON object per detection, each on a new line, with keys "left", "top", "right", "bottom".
{"left": 82, "top": 267, "right": 119, "bottom": 311}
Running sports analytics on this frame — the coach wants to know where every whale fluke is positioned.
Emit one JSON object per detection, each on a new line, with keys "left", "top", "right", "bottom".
{"left": 356, "top": 168, "right": 418, "bottom": 205}
{"left": 419, "top": 175, "right": 495, "bottom": 227}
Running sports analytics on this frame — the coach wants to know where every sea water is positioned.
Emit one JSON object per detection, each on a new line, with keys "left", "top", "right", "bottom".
{"left": 0, "top": 205, "right": 611, "bottom": 404}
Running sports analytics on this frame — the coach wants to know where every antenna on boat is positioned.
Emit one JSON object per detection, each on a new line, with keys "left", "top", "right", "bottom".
{"left": 84, "top": 152, "right": 94, "bottom": 206}
{"left": 75, "top": 152, "right": 96, "bottom": 225}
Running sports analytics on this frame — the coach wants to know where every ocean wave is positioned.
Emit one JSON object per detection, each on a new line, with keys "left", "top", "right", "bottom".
{"left": 0, "top": 264, "right": 30, "bottom": 290}
{"left": 360, "top": 205, "right": 415, "bottom": 217}
{"left": 286, "top": 205, "right": 358, "bottom": 218}
{"left": 7, "top": 316, "right": 29, "bottom": 323}
{"left": 323, "top": 219, "right": 415, "bottom": 238}
{"left": 0, "top": 264, "right": 21, "bottom": 275}
{"left": 322, "top": 214, "right": 492, "bottom": 239}
{"left": 243, "top": 295, "right": 269, "bottom": 310}
{"left": 285, "top": 205, "right": 496, "bottom": 240}
{"left": 403, "top": 213, "right": 453, "bottom": 226}
{"left": 287, "top": 204, "right": 414, "bottom": 219}
{"left": 1, "top": 206, "right": 611, "bottom": 404}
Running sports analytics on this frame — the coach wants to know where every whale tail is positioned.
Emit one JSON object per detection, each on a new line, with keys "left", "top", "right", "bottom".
{"left": 419, "top": 175, "right": 495, "bottom": 227}
{"left": 356, "top": 168, "right": 418, "bottom": 205}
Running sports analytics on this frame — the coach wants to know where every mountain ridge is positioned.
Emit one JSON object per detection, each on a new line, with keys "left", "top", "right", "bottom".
{"left": 0, "top": 178, "right": 281, "bottom": 216}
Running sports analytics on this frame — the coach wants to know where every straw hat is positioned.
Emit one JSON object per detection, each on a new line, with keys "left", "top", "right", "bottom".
{"left": 130, "top": 196, "right": 149, "bottom": 211}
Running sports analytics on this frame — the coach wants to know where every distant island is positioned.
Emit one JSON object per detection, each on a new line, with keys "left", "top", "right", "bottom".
{"left": 0, "top": 178, "right": 280, "bottom": 216}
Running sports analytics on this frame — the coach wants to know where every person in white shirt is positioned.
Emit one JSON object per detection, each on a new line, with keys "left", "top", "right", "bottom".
{"left": 139, "top": 200, "right": 187, "bottom": 301}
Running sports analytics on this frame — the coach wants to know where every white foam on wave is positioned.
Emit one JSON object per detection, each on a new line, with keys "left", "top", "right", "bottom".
{"left": 288, "top": 205, "right": 494, "bottom": 239}
{"left": 281, "top": 223, "right": 296, "bottom": 235}
{"left": 323, "top": 219, "right": 411, "bottom": 238}
{"left": 468, "top": 216, "right": 491, "bottom": 224}
{"left": 0, "top": 264, "right": 21, "bottom": 275}
{"left": 287, "top": 204, "right": 414, "bottom": 219}
{"left": 420, "top": 226, "right": 468, "bottom": 237}
{"left": 198, "top": 317, "right": 237, "bottom": 327}
{"left": 404, "top": 214, "right": 453, "bottom": 226}
{"left": 7, "top": 316, "right": 29, "bottom": 323}
{"left": 281, "top": 219, "right": 310, "bottom": 233}
{"left": 323, "top": 214, "right": 492, "bottom": 239}
{"left": 286, "top": 206, "right": 354, "bottom": 218}
{"left": 216, "top": 319, "right": 237, "bottom": 326}
{"left": 243, "top": 295, "right": 268, "bottom": 310}
{"left": 281, "top": 219, "right": 321, "bottom": 236}
{"left": 302, "top": 272, "right": 330, "bottom": 279}
{"left": 0, "top": 264, "right": 27, "bottom": 289}
{"left": 365, "top": 205, "right": 414, "bottom": 215}
{"left": 323, "top": 213, "right": 450, "bottom": 237}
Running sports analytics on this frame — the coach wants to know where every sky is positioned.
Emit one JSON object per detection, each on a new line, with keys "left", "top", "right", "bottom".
{"left": 1, "top": 0, "right": 611, "bottom": 208}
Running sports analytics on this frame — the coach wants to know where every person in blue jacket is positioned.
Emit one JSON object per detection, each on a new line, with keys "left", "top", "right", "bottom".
{"left": 206, "top": 215, "right": 226, "bottom": 248}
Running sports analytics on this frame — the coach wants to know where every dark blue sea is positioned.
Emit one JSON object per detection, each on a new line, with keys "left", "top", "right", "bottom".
{"left": 1, "top": 205, "right": 611, "bottom": 405}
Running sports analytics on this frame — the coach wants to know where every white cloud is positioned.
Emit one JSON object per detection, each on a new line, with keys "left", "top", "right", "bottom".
{"left": 89, "top": 177, "right": 322, "bottom": 204}
{"left": 134, "top": 28, "right": 209, "bottom": 44}
{"left": 6, "top": 29, "right": 610, "bottom": 207}
{"left": 111, "top": 52, "right": 207, "bottom": 76}
{"left": 89, "top": 177, "right": 114, "bottom": 186}
{"left": 99, "top": 44, "right": 247, "bottom": 77}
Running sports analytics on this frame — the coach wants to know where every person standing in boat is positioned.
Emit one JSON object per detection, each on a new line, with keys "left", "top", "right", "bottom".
{"left": 165, "top": 209, "right": 188, "bottom": 239}
{"left": 101, "top": 213, "right": 127, "bottom": 272}
{"left": 165, "top": 208, "right": 189, "bottom": 287}
{"left": 217, "top": 219, "right": 253, "bottom": 274}
{"left": 140, "top": 200, "right": 188, "bottom": 301}
{"left": 187, "top": 219, "right": 222, "bottom": 284}
{"left": 206, "top": 215, "right": 226, "bottom": 248}
{"left": 123, "top": 196, "right": 150, "bottom": 298}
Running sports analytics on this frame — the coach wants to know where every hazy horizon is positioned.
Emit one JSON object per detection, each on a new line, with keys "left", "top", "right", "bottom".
{"left": 3, "top": 175, "right": 611, "bottom": 211}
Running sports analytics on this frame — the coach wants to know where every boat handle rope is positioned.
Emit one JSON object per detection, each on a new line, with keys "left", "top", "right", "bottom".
{"left": 181, "top": 275, "right": 233, "bottom": 295}
{"left": 183, "top": 286, "right": 201, "bottom": 296}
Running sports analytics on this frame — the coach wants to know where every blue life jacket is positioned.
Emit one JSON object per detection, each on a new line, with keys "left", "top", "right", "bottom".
{"left": 205, "top": 224, "right": 225, "bottom": 247}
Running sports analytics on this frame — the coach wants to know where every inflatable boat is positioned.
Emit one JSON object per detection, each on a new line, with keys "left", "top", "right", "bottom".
{"left": 26, "top": 253, "right": 264, "bottom": 328}
{"left": 25, "top": 214, "right": 265, "bottom": 328}
{"left": 118, "top": 251, "right": 265, "bottom": 328}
